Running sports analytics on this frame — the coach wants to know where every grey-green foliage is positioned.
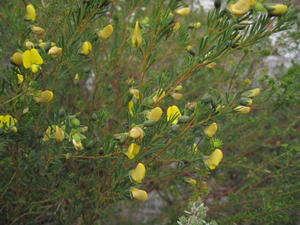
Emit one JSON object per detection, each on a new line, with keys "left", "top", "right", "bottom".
{"left": 177, "top": 199, "right": 218, "bottom": 225}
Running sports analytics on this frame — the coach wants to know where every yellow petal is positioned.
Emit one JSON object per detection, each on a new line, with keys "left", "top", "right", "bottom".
{"left": 204, "top": 149, "right": 223, "bottom": 170}
{"left": 130, "top": 163, "right": 146, "bottom": 183}
{"left": 129, "top": 88, "right": 140, "bottom": 99}
{"left": 172, "top": 22, "right": 181, "bottom": 32}
{"left": 31, "top": 64, "right": 40, "bottom": 73}
{"left": 29, "top": 48, "right": 43, "bottom": 65}
{"left": 80, "top": 41, "right": 92, "bottom": 55}
{"left": 25, "top": 4, "right": 36, "bottom": 21}
{"left": 167, "top": 105, "right": 182, "bottom": 124}
{"left": 132, "top": 21, "right": 142, "bottom": 48}
{"left": 204, "top": 122, "right": 218, "bottom": 138}
{"left": 125, "top": 143, "right": 141, "bottom": 159}
{"left": 34, "top": 90, "right": 53, "bottom": 103}
{"left": 98, "top": 24, "right": 114, "bottom": 39}
{"left": 72, "top": 139, "right": 84, "bottom": 150}
{"left": 175, "top": 7, "right": 191, "bottom": 16}
{"left": 131, "top": 187, "right": 148, "bottom": 201}
{"left": 1, "top": 115, "right": 17, "bottom": 128}
{"left": 147, "top": 107, "right": 163, "bottom": 121}
{"left": 22, "top": 50, "right": 32, "bottom": 69}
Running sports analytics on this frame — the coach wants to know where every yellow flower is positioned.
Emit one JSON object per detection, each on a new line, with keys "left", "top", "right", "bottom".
{"left": 152, "top": 89, "right": 166, "bottom": 103}
{"left": 42, "top": 126, "right": 51, "bottom": 142}
{"left": 98, "top": 24, "right": 114, "bottom": 39}
{"left": 204, "top": 122, "right": 218, "bottom": 138}
{"left": 34, "top": 90, "right": 53, "bottom": 103}
{"left": 130, "top": 163, "right": 146, "bottom": 183}
{"left": 10, "top": 52, "right": 23, "bottom": 66}
{"left": 171, "top": 93, "right": 183, "bottom": 100}
{"left": 266, "top": 4, "right": 288, "bottom": 16}
{"left": 167, "top": 105, "right": 182, "bottom": 124}
{"left": 192, "top": 143, "right": 199, "bottom": 153}
{"left": 130, "top": 187, "right": 148, "bottom": 201}
{"left": 80, "top": 41, "right": 92, "bottom": 55}
{"left": 24, "top": 40, "right": 35, "bottom": 49}
{"left": 227, "top": 0, "right": 251, "bottom": 16}
{"left": 184, "top": 178, "right": 197, "bottom": 185}
{"left": 128, "top": 100, "right": 134, "bottom": 116}
{"left": 125, "top": 143, "right": 141, "bottom": 159}
{"left": 204, "top": 149, "right": 223, "bottom": 170}
{"left": 17, "top": 74, "right": 24, "bottom": 84}
{"left": 22, "top": 48, "right": 43, "bottom": 72}
{"left": 72, "top": 139, "right": 84, "bottom": 150}
{"left": 193, "top": 22, "right": 201, "bottom": 29}
{"left": 25, "top": 4, "right": 36, "bottom": 21}
{"left": 173, "top": 22, "right": 181, "bottom": 32}
{"left": 175, "top": 7, "right": 191, "bottom": 16}
{"left": 48, "top": 46, "right": 62, "bottom": 57}
{"left": 129, "top": 88, "right": 140, "bottom": 99}
{"left": 242, "top": 88, "right": 261, "bottom": 98}
{"left": 31, "top": 26, "right": 45, "bottom": 35}
{"left": 234, "top": 105, "right": 251, "bottom": 114}
{"left": 147, "top": 107, "right": 163, "bottom": 121}
{"left": 55, "top": 126, "right": 64, "bottom": 142}
{"left": 132, "top": 21, "right": 142, "bottom": 48}
{"left": 0, "top": 115, "right": 17, "bottom": 132}
{"left": 129, "top": 126, "right": 145, "bottom": 139}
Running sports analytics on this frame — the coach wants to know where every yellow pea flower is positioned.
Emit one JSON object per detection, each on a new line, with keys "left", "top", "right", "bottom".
{"left": 130, "top": 163, "right": 146, "bottom": 183}
{"left": 80, "top": 41, "right": 92, "bottom": 55}
{"left": 234, "top": 105, "right": 251, "bottom": 114}
{"left": 204, "top": 122, "right": 218, "bottom": 138}
{"left": 152, "top": 89, "right": 166, "bottom": 103}
{"left": 31, "top": 26, "right": 45, "bottom": 35}
{"left": 48, "top": 46, "right": 62, "bottom": 57}
{"left": 55, "top": 126, "right": 64, "bottom": 142}
{"left": 25, "top": 4, "right": 36, "bottom": 21}
{"left": 125, "top": 143, "right": 141, "bottom": 159}
{"left": 17, "top": 74, "right": 24, "bottom": 84}
{"left": 193, "top": 22, "right": 201, "bottom": 29}
{"left": 22, "top": 48, "right": 43, "bottom": 72}
{"left": 98, "top": 24, "right": 114, "bottom": 39}
{"left": 146, "top": 107, "right": 163, "bottom": 121}
{"left": 0, "top": 115, "right": 17, "bottom": 132}
{"left": 132, "top": 21, "right": 142, "bottom": 48}
{"left": 171, "top": 93, "right": 183, "bottom": 100}
{"left": 173, "top": 22, "right": 181, "bottom": 32}
{"left": 227, "top": 0, "right": 251, "bottom": 16}
{"left": 10, "top": 52, "right": 23, "bottom": 66}
{"left": 130, "top": 187, "right": 148, "bottom": 201}
{"left": 129, "top": 88, "right": 140, "bottom": 99}
{"left": 167, "top": 105, "right": 182, "bottom": 124}
{"left": 72, "top": 139, "right": 84, "bottom": 150}
{"left": 184, "top": 178, "right": 197, "bottom": 185}
{"left": 42, "top": 126, "right": 52, "bottom": 142}
{"left": 204, "top": 149, "right": 223, "bottom": 170}
{"left": 34, "top": 90, "right": 53, "bottom": 103}
{"left": 175, "top": 7, "right": 191, "bottom": 16}
{"left": 266, "top": 4, "right": 288, "bottom": 16}
{"left": 128, "top": 100, "right": 134, "bottom": 116}
{"left": 242, "top": 88, "right": 261, "bottom": 98}
{"left": 129, "top": 126, "right": 145, "bottom": 139}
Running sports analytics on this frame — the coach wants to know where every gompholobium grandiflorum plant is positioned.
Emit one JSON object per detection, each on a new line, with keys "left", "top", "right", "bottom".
{"left": 0, "top": 0, "right": 295, "bottom": 224}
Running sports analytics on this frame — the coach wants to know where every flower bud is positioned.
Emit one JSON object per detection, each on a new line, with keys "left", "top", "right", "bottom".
{"left": 129, "top": 126, "right": 145, "bottom": 139}
{"left": 130, "top": 163, "right": 146, "bottom": 183}
{"left": 55, "top": 126, "right": 64, "bottom": 142}
{"left": 131, "top": 187, "right": 148, "bottom": 201}
{"left": 132, "top": 21, "right": 142, "bottom": 48}
{"left": 266, "top": 4, "right": 288, "bottom": 16}
{"left": 175, "top": 7, "right": 191, "bottom": 16}
{"left": 172, "top": 22, "right": 181, "bottom": 32}
{"left": 80, "top": 41, "right": 92, "bottom": 55}
{"left": 171, "top": 92, "right": 183, "bottom": 100}
{"left": 239, "top": 97, "right": 253, "bottom": 106}
{"left": 184, "top": 178, "right": 197, "bottom": 185}
{"left": 204, "top": 149, "right": 223, "bottom": 170}
{"left": 98, "top": 24, "right": 114, "bottom": 39}
{"left": 10, "top": 52, "right": 23, "bottom": 66}
{"left": 72, "top": 139, "right": 84, "bottom": 150}
{"left": 193, "top": 22, "right": 201, "bottom": 29}
{"left": 129, "top": 88, "right": 140, "bottom": 99}
{"left": 234, "top": 105, "right": 251, "bottom": 114}
{"left": 242, "top": 88, "right": 261, "bottom": 98}
{"left": 48, "top": 46, "right": 62, "bottom": 57}
{"left": 227, "top": 0, "right": 251, "bottom": 16}
{"left": 31, "top": 26, "right": 45, "bottom": 35}
{"left": 34, "top": 90, "right": 53, "bottom": 103}
{"left": 204, "top": 122, "right": 218, "bottom": 138}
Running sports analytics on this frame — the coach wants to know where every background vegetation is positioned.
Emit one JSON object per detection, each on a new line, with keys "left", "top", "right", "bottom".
{"left": 0, "top": 0, "right": 299, "bottom": 225}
